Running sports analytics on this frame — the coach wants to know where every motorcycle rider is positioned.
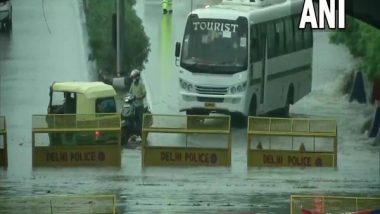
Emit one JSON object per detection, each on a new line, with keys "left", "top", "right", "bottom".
{"left": 128, "top": 69, "right": 146, "bottom": 139}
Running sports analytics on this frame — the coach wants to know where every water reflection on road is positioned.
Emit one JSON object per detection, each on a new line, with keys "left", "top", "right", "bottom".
{"left": 0, "top": 0, "right": 379, "bottom": 213}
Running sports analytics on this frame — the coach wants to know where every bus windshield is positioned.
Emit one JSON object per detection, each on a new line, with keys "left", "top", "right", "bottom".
{"left": 180, "top": 16, "right": 248, "bottom": 74}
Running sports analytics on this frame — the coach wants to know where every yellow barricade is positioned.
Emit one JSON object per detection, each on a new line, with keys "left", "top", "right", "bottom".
{"left": 291, "top": 194, "right": 380, "bottom": 214}
{"left": 247, "top": 117, "right": 337, "bottom": 167}
{"left": 32, "top": 114, "right": 121, "bottom": 167}
{"left": 0, "top": 116, "right": 7, "bottom": 167}
{"left": 142, "top": 114, "right": 231, "bottom": 167}
{"left": 0, "top": 194, "right": 116, "bottom": 214}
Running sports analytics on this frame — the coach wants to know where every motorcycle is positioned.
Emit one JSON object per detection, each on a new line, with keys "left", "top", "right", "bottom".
{"left": 121, "top": 94, "right": 152, "bottom": 145}
{"left": 121, "top": 94, "right": 137, "bottom": 145}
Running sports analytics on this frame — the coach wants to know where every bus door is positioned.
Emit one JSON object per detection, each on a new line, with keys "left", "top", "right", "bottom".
{"left": 260, "top": 24, "right": 268, "bottom": 105}
{"left": 250, "top": 24, "right": 267, "bottom": 108}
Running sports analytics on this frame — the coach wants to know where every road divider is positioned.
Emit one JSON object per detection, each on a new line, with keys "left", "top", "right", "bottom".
{"left": 291, "top": 194, "right": 380, "bottom": 214}
{"left": 247, "top": 117, "right": 337, "bottom": 167}
{"left": 0, "top": 194, "right": 116, "bottom": 214}
{"left": 141, "top": 114, "right": 231, "bottom": 167}
{"left": 32, "top": 114, "right": 121, "bottom": 167}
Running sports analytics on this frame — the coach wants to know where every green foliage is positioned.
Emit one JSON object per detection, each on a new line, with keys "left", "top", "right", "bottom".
{"left": 122, "top": 0, "right": 150, "bottom": 74}
{"left": 362, "top": 25, "right": 380, "bottom": 79}
{"left": 330, "top": 16, "right": 380, "bottom": 80}
{"left": 85, "top": 0, "right": 150, "bottom": 76}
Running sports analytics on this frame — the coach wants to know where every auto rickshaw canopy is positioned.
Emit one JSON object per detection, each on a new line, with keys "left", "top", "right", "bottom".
{"left": 51, "top": 82, "right": 116, "bottom": 99}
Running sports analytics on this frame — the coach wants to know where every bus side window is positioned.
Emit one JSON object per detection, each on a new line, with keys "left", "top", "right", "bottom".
{"left": 275, "top": 20, "right": 285, "bottom": 56}
{"left": 250, "top": 25, "right": 260, "bottom": 62}
{"left": 259, "top": 23, "right": 266, "bottom": 53}
{"left": 285, "top": 16, "right": 295, "bottom": 53}
{"left": 267, "top": 21, "right": 276, "bottom": 58}
{"left": 293, "top": 15, "right": 304, "bottom": 51}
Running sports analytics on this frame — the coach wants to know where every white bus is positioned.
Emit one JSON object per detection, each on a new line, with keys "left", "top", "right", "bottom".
{"left": 175, "top": 0, "right": 313, "bottom": 118}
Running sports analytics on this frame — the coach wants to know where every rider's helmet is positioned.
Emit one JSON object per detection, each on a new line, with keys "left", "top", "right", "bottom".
{"left": 130, "top": 69, "right": 140, "bottom": 79}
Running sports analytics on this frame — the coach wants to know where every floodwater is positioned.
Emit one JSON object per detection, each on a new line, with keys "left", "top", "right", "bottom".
{"left": 0, "top": 0, "right": 379, "bottom": 213}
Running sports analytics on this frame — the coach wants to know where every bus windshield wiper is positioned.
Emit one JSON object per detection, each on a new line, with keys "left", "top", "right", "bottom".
{"left": 183, "top": 61, "right": 243, "bottom": 74}
{"left": 212, "top": 64, "right": 243, "bottom": 74}
{"left": 182, "top": 61, "right": 214, "bottom": 73}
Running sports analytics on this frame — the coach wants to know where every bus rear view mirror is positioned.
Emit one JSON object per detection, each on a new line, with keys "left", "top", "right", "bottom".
{"left": 175, "top": 42, "right": 181, "bottom": 66}
{"left": 175, "top": 42, "right": 181, "bottom": 57}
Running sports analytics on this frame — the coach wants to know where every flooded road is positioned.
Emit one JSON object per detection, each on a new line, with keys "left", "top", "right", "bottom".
{"left": 0, "top": 0, "right": 379, "bottom": 213}
{"left": 0, "top": 0, "right": 94, "bottom": 179}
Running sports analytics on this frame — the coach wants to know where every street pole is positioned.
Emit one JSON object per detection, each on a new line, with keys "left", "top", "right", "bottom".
{"left": 120, "top": 0, "right": 125, "bottom": 75}
{"left": 116, "top": 0, "right": 125, "bottom": 77}
{"left": 116, "top": 0, "right": 120, "bottom": 77}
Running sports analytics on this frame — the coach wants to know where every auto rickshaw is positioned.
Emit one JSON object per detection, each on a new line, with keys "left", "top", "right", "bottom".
{"left": 47, "top": 82, "right": 119, "bottom": 145}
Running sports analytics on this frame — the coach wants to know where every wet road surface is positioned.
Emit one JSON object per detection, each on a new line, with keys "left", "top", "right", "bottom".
{"left": 0, "top": 0, "right": 380, "bottom": 213}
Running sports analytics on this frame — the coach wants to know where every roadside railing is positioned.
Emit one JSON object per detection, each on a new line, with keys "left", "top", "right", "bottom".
{"left": 0, "top": 194, "right": 117, "bottom": 214}
{"left": 141, "top": 114, "right": 232, "bottom": 167}
{"left": 32, "top": 114, "right": 121, "bottom": 167}
{"left": 247, "top": 117, "right": 337, "bottom": 167}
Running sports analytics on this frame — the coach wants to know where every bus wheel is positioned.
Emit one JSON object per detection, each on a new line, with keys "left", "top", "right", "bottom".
{"left": 248, "top": 96, "right": 257, "bottom": 117}
{"left": 278, "top": 86, "right": 294, "bottom": 117}
{"left": 4, "top": 8, "right": 12, "bottom": 32}
{"left": 6, "top": 17, "right": 12, "bottom": 31}
{"left": 235, "top": 97, "right": 256, "bottom": 128}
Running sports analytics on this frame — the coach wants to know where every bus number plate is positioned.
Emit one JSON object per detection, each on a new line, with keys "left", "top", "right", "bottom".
{"left": 205, "top": 102, "right": 215, "bottom": 108}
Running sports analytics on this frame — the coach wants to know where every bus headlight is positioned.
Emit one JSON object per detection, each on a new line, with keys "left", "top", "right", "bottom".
{"left": 180, "top": 79, "right": 187, "bottom": 89}
{"left": 242, "top": 82, "right": 247, "bottom": 91}
{"left": 237, "top": 85, "right": 242, "bottom": 92}
{"left": 187, "top": 84, "right": 193, "bottom": 92}
{"left": 179, "top": 79, "right": 193, "bottom": 92}
{"left": 230, "top": 86, "right": 236, "bottom": 94}
{"left": 230, "top": 82, "right": 247, "bottom": 94}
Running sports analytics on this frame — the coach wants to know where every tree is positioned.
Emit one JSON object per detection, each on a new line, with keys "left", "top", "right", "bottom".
{"left": 85, "top": 0, "right": 150, "bottom": 77}
{"left": 330, "top": 16, "right": 380, "bottom": 80}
